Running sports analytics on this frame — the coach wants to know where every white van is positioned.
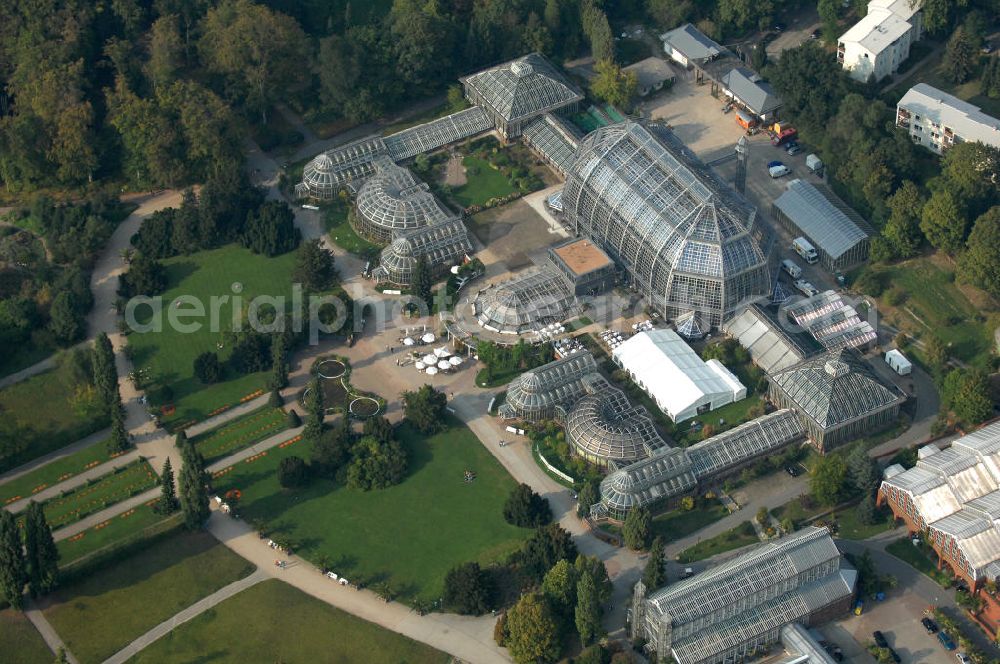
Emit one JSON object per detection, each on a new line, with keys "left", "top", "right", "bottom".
{"left": 781, "top": 259, "right": 802, "bottom": 279}
{"left": 792, "top": 237, "right": 819, "bottom": 264}
{"left": 768, "top": 164, "right": 790, "bottom": 178}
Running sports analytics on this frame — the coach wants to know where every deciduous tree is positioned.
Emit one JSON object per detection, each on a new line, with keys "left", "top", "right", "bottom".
{"left": 444, "top": 561, "right": 494, "bottom": 615}
{"left": 542, "top": 559, "right": 578, "bottom": 614}
{"left": 623, "top": 506, "right": 651, "bottom": 550}
{"left": 810, "top": 454, "right": 848, "bottom": 506}
{"left": 959, "top": 207, "right": 1000, "bottom": 297}
{"left": 920, "top": 190, "right": 968, "bottom": 253}
{"left": 402, "top": 384, "right": 447, "bottom": 433}
{"left": 506, "top": 591, "right": 561, "bottom": 664}
{"left": 590, "top": 59, "right": 637, "bottom": 110}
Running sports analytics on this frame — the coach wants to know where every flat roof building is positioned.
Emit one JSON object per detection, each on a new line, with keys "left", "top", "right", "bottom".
{"left": 772, "top": 179, "right": 872, "bottom": 270}
{"left": 632, "top": 526, "right": 856, "bottom": 664}
{"left": 769, "top": 348, "right": 905, "bottom": 452}
{"left": 896, "top": 83, "right": 1000, "bottom": 153}
{"left": 837, "top": 0, "right": 923, "bottom": 82}
{"left": 548, "top": 238, "right": 616, "bottom": 295}
{"left": 612, "top": 329, "right": 746, "bottom": 423}
{"left": 562, "top": 120, "right": 771, "bottom": 328}
{"left": 623, "top": 57, "right": 676, "bottom": 96}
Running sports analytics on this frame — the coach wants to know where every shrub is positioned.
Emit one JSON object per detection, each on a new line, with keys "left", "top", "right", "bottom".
{"left": 278, "top": 455, "right": 309, "bottom": 488}
{"left": 287, "top": 409, "right": 301, "bottom": 427}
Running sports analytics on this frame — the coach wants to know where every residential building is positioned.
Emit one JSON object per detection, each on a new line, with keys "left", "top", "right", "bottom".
{"left": 631, "top": 527, "right": 856, "bottom": 664}
{"left": 837, "top": 0, "right": 923, "bottom": 82}
{"left": 896, "top": 83, "right": 1000, "bottom": 153}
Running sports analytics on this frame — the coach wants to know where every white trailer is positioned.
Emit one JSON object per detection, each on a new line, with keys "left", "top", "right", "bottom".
{"left": 885, "top": 349, "right": 912, "bottom": 375}
{"left": 781, "top": 259, "right": 802, "bottom": 279}
{"left": 806, "top": 154, "right": 823, "bottom": 173}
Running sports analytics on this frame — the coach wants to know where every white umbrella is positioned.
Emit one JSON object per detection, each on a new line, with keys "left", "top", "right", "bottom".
{"left": 422, "top": 332, "right": 436, "bottom": 343}
{"left": 422, "top": 353, "right": 437, "bottom": 365}
{"left": 425, "top": 366, "right": 439, "bottom": 375}
{"left": 437, "top": 360, "right": 451, "bottom": 370}
{"left": 450, "top": 265, "right": 461, "bottom": 275}
{"left": 415, "top": 361, "right": 426, "bottom": 370}
{"left": 449, "top": 356, "right": 463, "bottom": 366}
{"left": 434, "top": 346, "right": 450, "bottom": 358}
{"left": 403, "top": 337, "right": 415, "bottom": 346}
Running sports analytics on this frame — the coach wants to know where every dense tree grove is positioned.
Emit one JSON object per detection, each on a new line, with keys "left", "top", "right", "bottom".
{"left": 443, "top": 561, "right": 495, "bottom": 615}
{"left": 402, "top": 384, "right": 448, "bottom": 434}
{"left": 503, "top": 483, "right": 553, "bottom": 527}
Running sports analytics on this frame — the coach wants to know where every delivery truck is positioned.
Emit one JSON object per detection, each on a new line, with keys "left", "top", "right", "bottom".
{"left": 792, "top": 237, "right": 819, "bottom": 264}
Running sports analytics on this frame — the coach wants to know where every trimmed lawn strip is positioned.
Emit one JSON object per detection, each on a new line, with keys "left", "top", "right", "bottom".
{"left": 0, "top": 369, "right": 109, "bottom": 473}
{"left": 323, "top": 202, "right": 381, "bottom": 257}
{"left": 677, "top": 521, "right": 759, "bottom": 563}
{"left": 44, "top": 531, "right": 255, "bottom": 664}
{"left": 212, "top": 420, "right": 530, "bottom": 603}
{"left": 886, "top": 537, "right": 952, "bottom": 588}
{"left": 32, "top": 460, "right": 158, "bottom": 529}
{"left": 127, "top": 579, "right": 449, "bottom": 664}
{"left": 191, "top": 406, "right": 289, "bottom": 463}
{"left": 127, "top": 245, "right": 297, "bottom": 429}
{"left": 0, "top": 439, "right": 114, "bottom": 506}
{"left": 674, "top": 395, "right": 766, "bottom": 446}
{"left": 0, "top": 608, "right": 52, "bottom": 664}
{"left": 451, "top": 155, "right": 518, "bottom": 208}
{"left": 57, "top": 506, "right": 180, "bottom": 567}
{"left": 828, "top": 506, "right": 895, "bottom": 540}
{"left": 651, "top": 502, "right": 730, "bottom": 544}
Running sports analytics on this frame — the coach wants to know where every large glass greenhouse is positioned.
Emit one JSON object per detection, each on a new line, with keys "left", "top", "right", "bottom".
{"left": 565, "top": 386, "right": 669, "bottom": 468}
{"left": 633, "top": 527, "right": 856, "bottom": 664}
{"left": 353, "top": 157, "right": 454, "bottom": 243}
{"left": 499, "top": 351, "right": 602, "bottom": 422}
{"left": 372, "top": 217, "right": 473, "bottom": 287}
{"left": 297, "top": 135, "right": 390, "bottom": 200}
{"left": 473, "top": 267, "right": 577, "bottom": 335}
{"left": 561, "top": 120, "right": 771, "bottom": 328}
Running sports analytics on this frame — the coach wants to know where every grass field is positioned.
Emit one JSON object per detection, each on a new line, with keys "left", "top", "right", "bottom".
{"left": 886, "top": 537, "right": 952, "bottom": 588}
{"left": 0, "top": 438, "right": 114, "bottom": 506}
{"left": 129, "top": 579, "right": 448, "bottom": 664}
{"left": 0, "top": 608, "right": 51, "bottom": 664}
{"left": 192, "top": 406, "right": 290, "bottom": 463}
{"left": 451, "top": 156, "right": 518, "bottom": 208}
{"left": 31, "top": 460, "right": 157, "bottom": 529}
{"left": 861, "top": 256, "right": 997, "bottom": 369}
{"left": 322, "top": 202, "right": 382, "bottom": 257}
{"left": 675, "top": 395, "right": 766, "bottom": 446}
{"left": 829, "top": 506, "right": 896, "bottom": 540}
{"left": 0, "top": 367, "right": 109, "bottom": 473}
{"left": 651, "top": 502, "right": 730, "bottom": 543}
{"left": 127, "top": 245, "right": 297, "bottom": 428}
{"left": 57, "top": 506, "right": 180, "bottom": 566}
{"left": 213, "top": 420, "right": 530, "bottom": 602}
{"left": 44, "top": 531, "right": 255, "bottom": 664}
{"left": 677, "top": 521, "right": 759, "bottom": 563}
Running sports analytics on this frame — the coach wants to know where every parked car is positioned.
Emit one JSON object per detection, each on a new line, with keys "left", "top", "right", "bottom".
{"left": 957, "top": 653, "right": 972, "bottom": 664}
{"left": 769, "top": 164, "right": 791, "bottom": 178}
{"left": 786, "top": 143, "right": 802, "bottom": 156}
{"left": 773, "top": 21, "right": 786, "bottom": 31}
{"left": 874, "top": 631, "right": 888, "bottom": 648}
{"left": 921, "top": 617, "right": 939, "bottom": 633}
{"left": 811, "top": 28, "right": 822, "bottom": 39}
{"left": 785, "top": 465, "right": 801, "bottom": 477}
{"left": 939, "top": 632, "right": 957, "bottom": 651}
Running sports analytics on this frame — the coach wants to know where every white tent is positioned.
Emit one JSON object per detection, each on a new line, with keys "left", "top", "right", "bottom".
{"left": 403, "top": 337, "right": 415, "bottom": 346}
{"left": 884, "top": 349, "right": 912, "bottom": 375}
{"left": 437, "top": 360, "right": 452, "bottom": 370}
{"left": 422, "top": 354, "right": 438, "bottom": 365}
{"left": 422, "top": 332, "right": 436, "bottom": 343}
{"left": 415, "top": 361, "right": 426, "bottom": 370}
{"left": 425, "top": 366, "right": 439, "bottom": 375}
{"left": 434, "top": 347, "right": 451, "bottom": 358}
{"left": 449, "top": 355, "right": 463, "bottom": 366}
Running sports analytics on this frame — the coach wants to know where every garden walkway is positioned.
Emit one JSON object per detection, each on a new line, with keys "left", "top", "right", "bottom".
{"left": 24, "top": 600, "right": 79, "bottom": 664}
{"left": 101, "top": 568, "right": 269, "bottom": 664}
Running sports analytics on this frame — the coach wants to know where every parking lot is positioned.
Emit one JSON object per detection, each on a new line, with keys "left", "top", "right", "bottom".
{"left": 820, "top": 589, "right": 954, "bottom": 664}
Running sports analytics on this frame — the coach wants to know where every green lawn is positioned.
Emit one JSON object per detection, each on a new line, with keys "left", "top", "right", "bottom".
{"left": 451, "top": 156, "right": 518, "bottom": 208}
{"left": 213, "top": 420, "right": 531, "bottom": 603}
{"left": 191, "top": 406, "right": 290, "bottom": 463}
{"left": 675, "top": 395, "right": 766, "bottom": 446}
{"left": 829, "top": 506, "right": 896, "bottom": 540}
{"left": 0, "top": 343, "right": 56, "bottom": 382}
{"left": 44, "top": 531, "right": 255, "bottom": 664}
{"left": 29, "top": 460, "right": 157, "bottom": 530}
{"left": 677, "top": 521, "right": 759, "bottom": 563}
{"left": 323, "top": 202, "right": 381, "bottom": 257}
{"left": 57, "top": 506, "right": 180, "bottom": 566}
{"left": 0, "top": 438, "right": 114, "bottom": 506}
{"left": 862, "top": 257, "right": 998, "bottom": 369}
{"left": 886, "top": 537, "right": 953, "bottom": 588}
{"left": 651, "top": 502, "right": 730, "bottom": 543}
{"left": 0, "top": 608, "right": 51, "bottom": 664}
{"left": 126, "top": 244, "right": 298, "bottom": 428}
{"left": 128, "top": 579, "right": 448, "bottom": 664}
{"left": 0, "top": 367, "right": 109, "bottom": 474}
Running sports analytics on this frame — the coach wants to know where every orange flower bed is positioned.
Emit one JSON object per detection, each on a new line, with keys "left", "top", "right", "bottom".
{"left": 4, "top": 496, "right": 21, "bottom": 505}
{"left": 278, "top": 435, "right": 303, "bottom": 449}
{"left": 32, "top": 483, "right": 48, "bottom": 494}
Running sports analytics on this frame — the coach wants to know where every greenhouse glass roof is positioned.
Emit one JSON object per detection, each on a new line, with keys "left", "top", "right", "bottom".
{"left": 769, "top": 348, "right": 904, "bottom": 430}
{"left": 473, "top": 267, "right": 577, "bottom": 335}
{"left": 773, "top": 180, "right": 871, "bottom": 261}
{"left": 499, "top": 351, "right": 602, "bottom": 421}
{"left": 356, "top": 157, "right": 453, "bottom": 235}
{"left": 522, "top": 113, "right": 581, "bottom": 174}
{"left": 687, "top": 409, "right": 804, "bottom": 477}
{"left": 461, "top": 53, "right": 584, "bottom": 123}
{"left": 372, "top": 217, "right": 473, "bottom": 286}
{"left": 566, "top": 385, "right": 669, "bottom": 464}
{"left": 384, "top": 106, "right": 493, "bottom": 161}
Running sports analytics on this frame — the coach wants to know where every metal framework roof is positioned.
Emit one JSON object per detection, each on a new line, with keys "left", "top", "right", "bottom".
{"left": 687, "top": 409, "right": 804, "bottom": 477}
{"left": 499, "top": 351, "right": 603, "bottom": 422}
{"left": 522, "top": 113, "right": 581, "bottom": 175}
{"left": 460, "top": 53, "right": 583, "bottom": 124}
{"left": 773, "top": 180, "right": 871, "bottom": 261}
{"left": 566, "top": 385, "right": 669, "bottom": 466}
{"left": 355, "top": 157, "right": 454, "bottom": 242}
{"left": 640, "top": 527, "right": 854, "bottom": 664}
{"left": 562, "top": 120, "right": 770, "bottom": 327}
{"left": 384, "top": 106, "right": 493, "bottom": 161}
{"left": 723, "top": 305, "right": 813, "bottom": 374}
{"left": 784, "top": 291, "right": 877, "bottom": 352}
{"left": 473, "top": 267, "right": 577, "bottom": 335}
{"left": 769, "top": 348, "right": 904, "bottom": 430}
{"left": 300, "top": 135, "right": 389, "bottom": 199}
{"left": 372, "top": 217, "right": 473, "bottom": 287}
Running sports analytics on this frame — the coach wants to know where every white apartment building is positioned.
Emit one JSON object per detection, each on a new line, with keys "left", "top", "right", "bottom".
{"left": 838, "top": 0, "right": 923, "bottom": 82}
{"left": 896, "top": 83, "right": 1000, "bottom": 153}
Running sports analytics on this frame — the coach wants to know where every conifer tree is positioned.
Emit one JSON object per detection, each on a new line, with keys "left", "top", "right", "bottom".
{"left": 93, "top": 333, "right": 118, "bottom": 413}
{"left": 0, "top": 510, "right": 26, "bottom": 609}
{"left": 303, "top": 376, "right": 325, "bottom": 442}
{"left": 24, "top": 501, "right": 59, "bottom": 596}
{"left": 179, "top": 441, "right": 210, "bottom": 529}
{"left": 156, "top": 457, "right": 180, "bottom": 514}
